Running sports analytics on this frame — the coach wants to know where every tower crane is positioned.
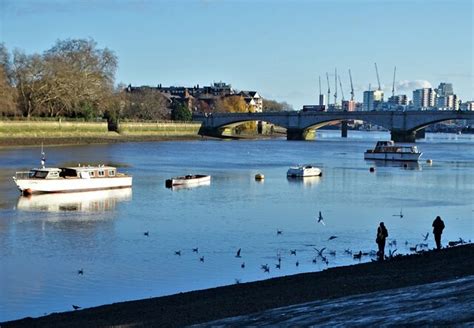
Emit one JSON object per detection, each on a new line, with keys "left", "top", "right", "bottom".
{"left": 334, "top": 68, "right": 338, "bottom": 106}
{"left": 338, "top": 75, "right": 345, "bottom": 102}
{"left": 326, "top": 72, "right": 331, "bottom": 107}
{"left": 374, "top": 62, "right": 382, "bottom": 91}
{"left": 349, "top": 69, "right": 355, "bottom": 101}
{"left": 392, "top": 66, "right": 397, "bottom": 97}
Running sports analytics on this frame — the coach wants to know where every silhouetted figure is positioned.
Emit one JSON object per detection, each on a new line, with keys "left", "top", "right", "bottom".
{"left": 432, "top": 216, "right": 445, "bottom": 250}
{"left": 376, "top": 222, "right": 388, "bottom": 260}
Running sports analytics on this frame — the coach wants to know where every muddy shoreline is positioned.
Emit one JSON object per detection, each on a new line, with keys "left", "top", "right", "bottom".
{"left": 3, "top": 244, "right": 473, "bottom": 328}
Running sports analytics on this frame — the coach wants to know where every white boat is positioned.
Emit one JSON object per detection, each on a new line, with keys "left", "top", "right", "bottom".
{"left": 287, "top": 165, "right": 322, "bottom": 177}
{"left": 165, "top": 174, "right": 211, "bottom": 188}
{"left": 13, "top": 153, "right": 132, "bottom": 195}
{"left": 364, "top": 141, "right": 422, "bottom": 162}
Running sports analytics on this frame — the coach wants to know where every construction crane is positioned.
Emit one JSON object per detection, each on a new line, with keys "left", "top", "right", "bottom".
{"left": 338, "top": 75, "right": 345, "bottom": 102}
{"left": 319, "top": 76, "right": 322, "bottom": 96}
{"left": 374, "top": 62, "right": 382, "bottom": 91}
{"left": 349, "top": 69, "right": 355, "bottom": 101}
{"left": 334, "top": 68, "right": 338, "bottom": 106}
{"left": 326, "top": 72, "right": 331, "bottom": 107}
{"left": 391, "top": 66, "right": 397, "bottom": 97}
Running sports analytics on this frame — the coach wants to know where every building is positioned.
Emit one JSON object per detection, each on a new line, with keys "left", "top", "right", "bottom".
{"left": 239, "top": 91, "right": 263, "bottom": 112}
{"left": 437, "top": 94, "right": 459, "bottom": 110}
{"left": 363, "top": 90, "right": 384, "bottom": 111}
{"left": 413, "top": 88, "right": 436, "bottom": 109}
{"left": 436, "top": 82, "right": 454, "bottom": 97}
{"left": 460, "top": 101, "right": 474, "bottom": 111}
{"left": 342, "top": 100, "right": 356, "bottom": 111}
{"left": 388, "top": 95, "right": 409, "bottom": 105}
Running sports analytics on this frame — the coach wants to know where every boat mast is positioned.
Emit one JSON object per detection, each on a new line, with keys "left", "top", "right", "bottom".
{"left": 41, "top": 143, "right": 45, "bottom": 168}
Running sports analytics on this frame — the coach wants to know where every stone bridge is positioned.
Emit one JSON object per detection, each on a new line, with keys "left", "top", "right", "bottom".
{"left": 193, "top": 110, "right": 474, "bottom": 142}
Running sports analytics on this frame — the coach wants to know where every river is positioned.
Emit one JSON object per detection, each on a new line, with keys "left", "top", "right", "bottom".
{"left": 0, "top": 131, "right": 473, "bottom": 321}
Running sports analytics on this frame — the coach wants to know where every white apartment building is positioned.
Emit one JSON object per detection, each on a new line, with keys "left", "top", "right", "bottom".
{"left": 413, "top": 88, "right": 436, "bottom": 109}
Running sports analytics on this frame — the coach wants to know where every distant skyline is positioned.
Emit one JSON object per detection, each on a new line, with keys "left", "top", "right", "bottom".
{"left": 1, "top": 0, "right": 473, "bottom": 109}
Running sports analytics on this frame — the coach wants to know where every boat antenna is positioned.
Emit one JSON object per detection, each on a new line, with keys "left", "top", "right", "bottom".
{"left": 41, "top": 143, "right": 45, "bottom": 168}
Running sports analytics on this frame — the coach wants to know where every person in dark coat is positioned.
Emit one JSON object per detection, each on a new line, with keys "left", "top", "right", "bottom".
{"left": 432, "top": 216, "right": 445, "bottom": 250}
{"left": 376, "top": 222, "right": 389, "bottom": 260}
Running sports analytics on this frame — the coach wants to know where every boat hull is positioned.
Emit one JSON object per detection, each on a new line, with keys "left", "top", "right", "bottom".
{"left": 13, "top": 176, "right": 133, "bottom": 194}
{"left": 166, "top": 175, "right": 211, "bottom": 188}
{"left": 287, "top": 167, "right": 322, "bottom": 177}
{"left": 364, "top": 152, "right": 422, "bottom": 161}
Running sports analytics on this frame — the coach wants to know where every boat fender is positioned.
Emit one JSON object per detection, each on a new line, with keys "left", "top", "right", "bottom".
{"left": 22, "top": 188, "right": 33, "bottom": 196}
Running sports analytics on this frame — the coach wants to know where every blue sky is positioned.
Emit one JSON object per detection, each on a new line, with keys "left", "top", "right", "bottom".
{"left": 1, "top": 0, "right": 472, "bottom": 109}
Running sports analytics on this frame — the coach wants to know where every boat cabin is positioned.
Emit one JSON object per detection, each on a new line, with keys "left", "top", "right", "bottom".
{"left": 23, "top": 166, "right": 118, "bottom": 180}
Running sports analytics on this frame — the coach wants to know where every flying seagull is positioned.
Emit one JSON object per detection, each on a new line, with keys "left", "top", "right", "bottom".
{"left": 192, "top": 248, "right": 199, "bottom": 253}
{"left": 77, "top": 269, "right": 84, "bottom": 275}
{"left": 317, "top": 211, "right": 325, "bottom": 225}
{"left": 328, "top": 235, "right": 338, "bottom": 241}
{"left": 422, "top": 233, "right": 429, "bottom": 241}
{"left": 143, "top": 231, "right": 149, "bottom": 237}
{"left": 393, "top": 209, "right": 404, "bottom": 218}
{"left": 174, "top": 250, "right": 181, "bottom": 256}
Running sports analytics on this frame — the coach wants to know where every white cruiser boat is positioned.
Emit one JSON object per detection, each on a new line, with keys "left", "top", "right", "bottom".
{"left": 287, "top": 165, "right": 322, "bottom": 177}
{"left": 165, "top": 174, "right": 211, "bottom": 188}
{"left": 364, "top": 141, "right": 422, "bottom": 162}
{"left": 13, "top": 153, "right": 132, "bottom": 195}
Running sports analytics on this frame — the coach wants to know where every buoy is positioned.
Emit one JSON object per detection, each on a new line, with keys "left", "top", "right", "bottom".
{"left": 255, "top": 173, "right": 265, "bottom": 181}
{"left": 403, "top": 163, "right": 408, "bottom": 168}
{"left": 426, "top": 159, "right": 433, "bottom": 164}
{"left": 369, "top": 167, "right": 375, "bottom": 172}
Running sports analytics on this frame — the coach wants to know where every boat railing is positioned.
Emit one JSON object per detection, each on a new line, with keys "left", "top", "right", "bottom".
{"left": 15, "top": 171, "right": 32, "bottom": 179}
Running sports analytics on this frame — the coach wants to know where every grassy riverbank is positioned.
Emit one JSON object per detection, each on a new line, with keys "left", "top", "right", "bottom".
{"left": 3, "top": 244, "right": 473, "bottom": 328}
{"left": 0, "top": 120, "right": 203, "bottom": 147}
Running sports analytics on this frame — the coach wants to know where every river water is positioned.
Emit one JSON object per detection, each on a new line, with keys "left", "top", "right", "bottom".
{"left": 0, "top": 131, "right": 473, "bottom": 321}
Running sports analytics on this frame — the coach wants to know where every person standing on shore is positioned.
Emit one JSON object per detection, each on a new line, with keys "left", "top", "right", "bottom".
{"left": 432, "top": 216, "right": 445, "bottom": 250}
{"left": 376, "top": 222, "right": 388, "bottom": 260}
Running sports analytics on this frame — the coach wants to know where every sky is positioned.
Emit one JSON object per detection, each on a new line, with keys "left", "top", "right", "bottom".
{"left": 1, "top": 0, "right": 473, "bottom": 109}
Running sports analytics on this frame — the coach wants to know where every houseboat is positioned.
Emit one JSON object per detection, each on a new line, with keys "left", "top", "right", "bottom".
{"left": 364, "top": 141, "right": 422, "bottom": 161}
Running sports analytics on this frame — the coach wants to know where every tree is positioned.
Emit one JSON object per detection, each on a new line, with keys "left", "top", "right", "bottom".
{"left": 123, "top": 88, "right": 171, "bottom": 120}
{"left": 214, "top": 95, "right": 247, "bottom": 113}
{"left": 171, "top": 102, "right": 192, "bottom": 121}
{"left": 262, "top": 98, "right": 293, "bottom": 112}
{"left": 13, "top": 38, "right": 118, "bottom": 118}
{"left": 0, "top": 44, "right": 18, "bottom": 116}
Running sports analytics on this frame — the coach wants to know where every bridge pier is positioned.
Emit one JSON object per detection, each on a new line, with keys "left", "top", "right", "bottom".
{"left": 341, "top": 121, "right": 348, "bottom": 138}
{"left": 287, "top": 128, "right": 315, "bottom": 141}
{"left": 391, "top": 130, "right": 416, "bottom": 143}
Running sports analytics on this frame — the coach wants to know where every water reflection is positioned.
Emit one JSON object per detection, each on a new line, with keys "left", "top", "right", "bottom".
{"left": 368, "top": 160, "right": 422, "bottom": 171}
{"left": 286, "top": 176, "right": 322, "bottom": 187}
{"left": 16, "top": 188, "right": 132, "bottom": 212}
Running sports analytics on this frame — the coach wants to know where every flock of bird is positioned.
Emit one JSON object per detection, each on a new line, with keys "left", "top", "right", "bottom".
{"left": 70, "top": 210, "right": 469, "bottom": 311}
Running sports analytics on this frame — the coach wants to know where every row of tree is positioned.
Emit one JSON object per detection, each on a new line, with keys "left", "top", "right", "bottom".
{"left": 0, "top": 38, "right": 292, "bottom": 122}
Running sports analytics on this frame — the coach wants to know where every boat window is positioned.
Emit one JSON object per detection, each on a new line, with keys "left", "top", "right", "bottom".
{"left": 33, "top": 171, "right": 48, "bottom": 178}
{"left": 90, "top": 171, "right": 95, "bottom": 177}
{"left": 98, "top": 170, "right": 105, "bottom": 177}
{"left": 49, "top": 171, "right": 59, "bottom": 178}
{"left": 108, "top": 170, "right": 115, "bottom": 176}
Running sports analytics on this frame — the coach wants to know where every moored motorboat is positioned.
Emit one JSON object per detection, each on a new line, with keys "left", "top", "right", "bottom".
{"left": 165, "top": 174, "right": 211, "bottom": 188}
{"left": 12, "top": 151, "right": 132, "bottom": 195}
{"left": 364, "top": 141, "right": 422, "bottom": 162}
{"left": 287, "top": 165, "right": 322, "bottom": 177}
